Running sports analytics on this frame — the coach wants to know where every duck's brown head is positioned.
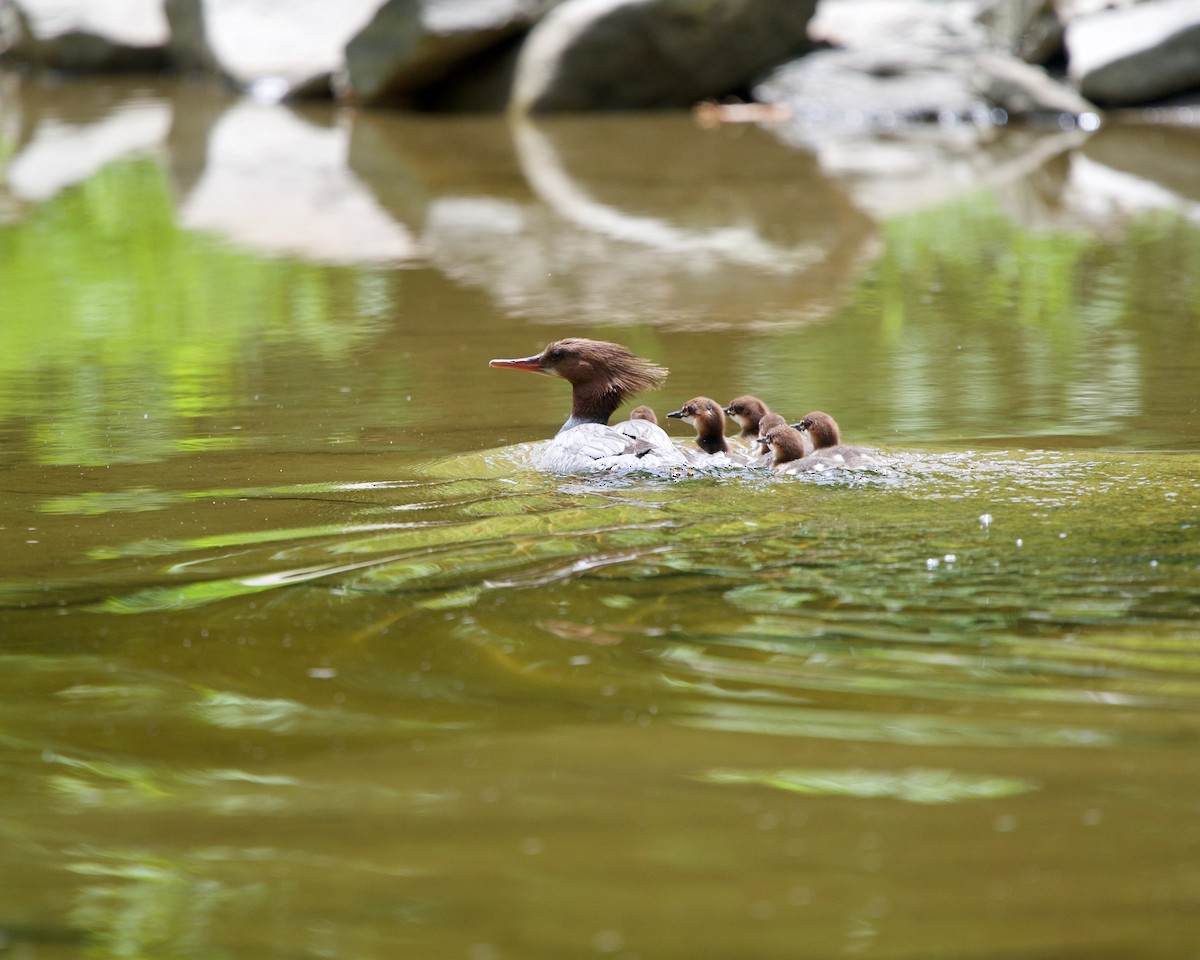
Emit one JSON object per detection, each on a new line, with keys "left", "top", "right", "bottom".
{"left": 723, "top": 395, "right": 770, "bottom": 436}
{"left": 667, "top": 397, "right": 728, "bottom": 455}
{"left": 758, "top": 425, "right": 809, "bottom": 465}
{"left": 491, "top": 338, "right": 667, "bottom": 392}
{"left": 794, "top": 411, "right": 841, "bottom": 450}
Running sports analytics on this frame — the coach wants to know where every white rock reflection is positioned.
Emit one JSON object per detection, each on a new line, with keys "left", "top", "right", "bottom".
{"left": 513, "top": 121, "right": 823, "bottom": 274}
{"left": 7, "top": 97, "right": 171, "bottom": 201}
{"left": 1059, "top": 153, "right": 1200, "bottom": 224}
{"left": 410, "top": 116, "right": 876, "bottom": 329}
{"left": 179, "top": 102, "right": 419, "bottom": 264}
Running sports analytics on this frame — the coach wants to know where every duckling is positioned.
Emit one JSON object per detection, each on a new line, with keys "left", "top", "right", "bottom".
{"left": 779, "top": 411, "right": 880, "bottom": 472}
{"left": 723, "top": 395, "right": 771, "bottom": 446}
{"left": 667, "top": 397, "right": 729, "bottom": 455}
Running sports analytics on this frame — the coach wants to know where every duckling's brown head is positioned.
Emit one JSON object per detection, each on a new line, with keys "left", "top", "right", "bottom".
{"left": 756, "top": 413, "right": 788, "bottom": 438}
{"left": 667, "top": 397, "right": 724, "bottom": 427}
{"left": 667, "top": 397, "right": 728, "bottom": 454}
{"left": 723, "top": 395, "right": 770, "bottom": 434}
{"left": 795, "top": 411, "right": 840, "bottom": 449}
{"left": 759, "top": 425, "right": 809, "bottom": 464}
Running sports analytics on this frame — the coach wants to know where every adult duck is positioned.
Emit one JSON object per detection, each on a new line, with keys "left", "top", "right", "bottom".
{"left": 489, "top": 338, "right": 688, "bottom": 473}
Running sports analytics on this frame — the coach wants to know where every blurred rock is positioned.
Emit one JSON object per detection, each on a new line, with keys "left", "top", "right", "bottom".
{"left": 1066, "top": 0, "right": 1200, "bottom": 105}
{"left": 343, "top": 0, "right": 549, "bottom": 106}
{"left": 809, "top": 0, "right": 988, "bottom": 49}
{"left": 177, "top": 101, "right": 420, "bottom": 262}
{"left": 755, "top": 47, "right": 986, "bottom": 127}
{"left": 759, "top": 0, "right": 1093, "bottom": 127}
{"left": 976, "top": 0, "right": 1064, "bottom": 63}
{"left": 164, "top": 0, "right": 386, "bottom": 99}
{"left": 511, "top": 0, "right": 817, "bottom": 113}
{"left": 3, "top": 0, "right": 169, "bottom": 71}
{"left": 972, "top": 49, "right": 1097, "bottom": 116}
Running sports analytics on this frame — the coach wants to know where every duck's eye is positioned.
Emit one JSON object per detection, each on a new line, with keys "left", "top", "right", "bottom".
{"left": 548, "top": 348, "right": 565, "bottom": 361}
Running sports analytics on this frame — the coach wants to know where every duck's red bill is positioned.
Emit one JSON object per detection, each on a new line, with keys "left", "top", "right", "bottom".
{"left": 489, "top": 355, "right": 543, "bottom": 371}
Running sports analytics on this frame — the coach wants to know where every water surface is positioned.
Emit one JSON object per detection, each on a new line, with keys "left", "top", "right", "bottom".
{"left": 1, "top": 75, "right": 1199, "bottom": 959}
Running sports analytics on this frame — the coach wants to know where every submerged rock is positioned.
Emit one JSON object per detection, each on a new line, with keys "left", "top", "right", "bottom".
{"left": 1066, "top": 0, "right": 1200, "bottom": 105}
{"left": 165, "top": 0, "right": 386, "bottom": 99}
{"left": 343, "top": 0, "right": 550, "bottom": 106}
{"left": 3, "top": 0, "right": 169, "bottom": 72}
{"left": 510, "top": 0, "right": 817, "bottom": 113}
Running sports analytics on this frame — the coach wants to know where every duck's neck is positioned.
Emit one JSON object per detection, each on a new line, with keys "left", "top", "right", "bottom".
{"left": 738, "top": 424, "right": 759, "bottom": 440}
{"left": 697, "top": 422, "right": 729, "bottom": 455}
{"left": 559, "top": 380, "right": 625, "bottom": 433}
{"left": 810, "top": 424, "right": 839, "bottom": 449}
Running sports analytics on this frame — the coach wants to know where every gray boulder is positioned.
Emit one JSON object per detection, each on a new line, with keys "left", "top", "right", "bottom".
{"left": 343, "top": 0, "right": 549, "bottom": 106}
{"left": 1066, "top": 0, "right": 1200, "bottom": 105}
{"left": 165, "top": 0, "right": 386, "bottom": 99}
{"left": 757, "top": 0, "right": 1096, "bottom": 128}
{"left": 976, "top": 0, "right": 1064, "bottom": 64}
{"left": 972, "top": 49, "right": 1098, "bottom": 117}
{"left": 511, "top": 0, "right": 817, "bottom": 114}
{"left": 2, "top": 0, "right": 169, "bottom": 72}
{"left": 755, "top": 47, "right": 987, "bottom": 126}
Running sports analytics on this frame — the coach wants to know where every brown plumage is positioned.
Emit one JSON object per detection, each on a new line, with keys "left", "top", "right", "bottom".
{"left": 793, "top": 411, "right": 841, "bottom": 450}
{"left": 758, "top": 424, "right": 810, "bottom": 468}
{"left": 667, "top": 396, "right": 729, "bottom": 455}
{"left": 489, "top": 338, "right": 669, "bottom": 428}
{"left": 629, "top": 405, "right": 658, "bottom": 425}
{"left": 723, "top": 395, "right": 771, "bottom": 440}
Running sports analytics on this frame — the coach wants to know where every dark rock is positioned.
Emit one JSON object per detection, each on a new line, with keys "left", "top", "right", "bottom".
{"left": 343, "top": 0, "right": 548, "bottom": 106}
{"left": 1067, "top": 0, "right": 1200, "bottom": 105}
{"left": 511, "top": 0, "right": 817, "bottom": 114}
{"left": 3, "top": 0, "right": 169, "bottom": 72}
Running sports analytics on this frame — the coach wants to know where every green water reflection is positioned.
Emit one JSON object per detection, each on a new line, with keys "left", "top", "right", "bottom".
{"left": 2, "top": 95, "right": 1199, "bottom": 960}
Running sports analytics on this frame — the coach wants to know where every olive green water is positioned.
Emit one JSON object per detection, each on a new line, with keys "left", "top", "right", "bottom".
{"left": 1, "top": 78, "right": 1199, "bottom": 959}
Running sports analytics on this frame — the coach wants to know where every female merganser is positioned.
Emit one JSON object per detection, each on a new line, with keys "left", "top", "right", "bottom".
{"left": 768, "top": 411, "right": 879, "bottom": 472}
{"left": 489, "top": 338, "right": 688, "bottom": 473}
{"left": 667, "top": 397, "right": 730, "bottom": 455}
{"left": 723, "top": 395, "right": 771, "bottom": 445}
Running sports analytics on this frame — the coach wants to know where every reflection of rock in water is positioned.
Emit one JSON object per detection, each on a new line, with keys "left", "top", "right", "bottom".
{"left": 351, "top": 111, "right": 876, "bottom": 329}
{"left": 5, "top": 80, "right": 172, "bottom": 203}
{"left": 177, "top": 101, "right": 420, "bottom": 264}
